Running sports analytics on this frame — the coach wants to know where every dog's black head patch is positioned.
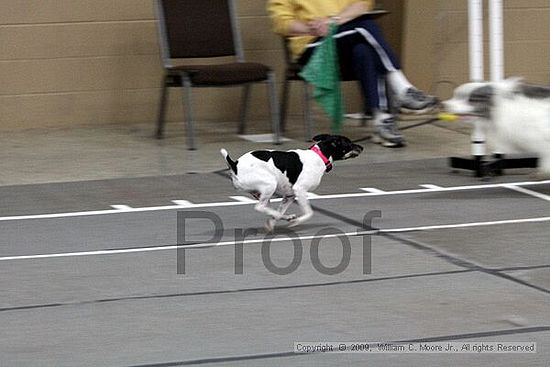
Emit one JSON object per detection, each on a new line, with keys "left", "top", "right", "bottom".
{"left": 312, "top": 134, "right": 363, "bottom": 161}
{"left": 520, "top": 84, "right": 550, "bottom": 99}
{"left": 468, "top": 85, "right": 494, "bottom": 119}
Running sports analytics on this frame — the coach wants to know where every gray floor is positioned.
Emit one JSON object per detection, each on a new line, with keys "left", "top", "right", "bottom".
{"left": 1, "top": 116, "right": 549, "bottom": 366}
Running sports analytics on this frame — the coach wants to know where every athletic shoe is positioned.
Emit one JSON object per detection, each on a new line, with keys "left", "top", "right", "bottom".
{"left": 399, "top": 88, "right": 438, "bottom": 114}
{"left": 372, "top": 115, "right": 405, "bottom": 148}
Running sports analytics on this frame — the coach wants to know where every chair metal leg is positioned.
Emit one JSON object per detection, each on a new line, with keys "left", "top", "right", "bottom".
{"left": 156, "top": 75, "right": 169, "bottom": 139}
{"left": 267, "top": 72, "right": 281, "bottom": 145}
{"left": 238, "top": 84, "right": 251, "bottom": 135}
{"left": 280, "top": 78, "right": 291, "bottom": 133}
{"left": 303, "top": 82, "right": 313, "bottom": 141}
{"left": 181, "top": 75, "right": 197, "bottom": 150}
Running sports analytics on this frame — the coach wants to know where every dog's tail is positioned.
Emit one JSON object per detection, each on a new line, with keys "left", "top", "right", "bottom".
{"left": 220, "top": 148, "right": 238, "bottom": 175}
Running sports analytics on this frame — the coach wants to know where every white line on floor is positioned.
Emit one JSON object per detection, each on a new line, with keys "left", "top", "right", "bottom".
{"left": 172, "top": 200, "right": 194, "bottom": 207}
{"left": 503, "top": 185, "right": 550, "bottom": 202}
{"left": 381, "top": 216, "right": 550, "bottom": 233}
{"left": 2, "top": 216, "right": 550, "bottom": 262}
{"left": 420, "top": 184, "right": 443, "bottom": 189}
{"left": 110, "top": 205, "right": 133, "bottom": 210}
{"left": 230, "top": 196, "right": 257, "bottom": 203}
{"left": 0, "top": 231, "right": 373, "bottom": 261}
{"left": 1, "top": 180, "right": 549, "bottom": 223}
{"left": 360, "top": 187, "right": 386, "bottom": 193}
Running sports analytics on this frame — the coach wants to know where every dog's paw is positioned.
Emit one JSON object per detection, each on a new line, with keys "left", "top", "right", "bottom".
{"left": 264, "top": 218, "right": 276, "bottom": 233}
{"left": 288, "top": 217, "right": 305, "bottom": 228}
{"left": 283, "top": 214, "right": 297, "bottom": 221}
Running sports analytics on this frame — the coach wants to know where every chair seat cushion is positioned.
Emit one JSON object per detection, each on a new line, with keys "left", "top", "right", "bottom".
{"left": 169, "top": 62, "right": 271, "bottom": 86}
{"left": 286, "top": 62, "right": 303, "bottom": 80}
{"left": 286, "top": 61, "right": 359, "bottom": 82}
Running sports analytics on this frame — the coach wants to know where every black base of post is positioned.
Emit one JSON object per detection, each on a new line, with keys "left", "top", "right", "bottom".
{"left": 449, "top": 155, "right": 538, "bottom": 177}
{"left": 449, "top": 155, "right": 484, "bottom": 177}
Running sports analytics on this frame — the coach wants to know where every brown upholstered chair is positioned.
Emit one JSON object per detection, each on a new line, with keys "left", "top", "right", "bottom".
{"left": 280, "top": 10, "right": 389, "bottom": 141}
{"left": 155, "top": 0, "right": 280, "bottom": 150}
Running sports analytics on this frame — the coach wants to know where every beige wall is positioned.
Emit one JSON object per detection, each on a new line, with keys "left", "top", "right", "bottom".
{"left": 1, "top": 0, "right": 548, "bottom": 131}
{"left": 0, "top": 0, "right": 402, "bottom": 131}
{"left": 403, "top": 0, "right": 550, "bottom": 99}
{"left": 0, "top": 1, "right": 281, "bottom": 130}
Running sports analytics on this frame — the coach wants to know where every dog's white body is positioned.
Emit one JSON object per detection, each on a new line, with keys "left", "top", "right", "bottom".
{"left": 225, "top": 149, "right": 323, "bottom": 230}
{"left": 229, "top": 150, "right": 326, "bottom": 198}
{"left": 221, "top": 135, "right": 363, "bottom": 231}
{"left": 444, "top": 79, "right": 550, "bottom": 174}
{"left": 491, "top": 95, "right": 550, "bottom": 159}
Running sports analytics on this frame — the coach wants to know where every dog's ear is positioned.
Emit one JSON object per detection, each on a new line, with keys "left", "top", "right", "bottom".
{"left": 312, "top": 134, "right": 332, "bottom": 143}
{"left": 501, "top": 77, "right": 523, "bottom": 90}
{"left": 504, "top": 76, "right": 524, "bottom": 86}
{"left": 500, "top": 77, "right": 524, "bottom": 97}
{"left": 469, "top": 85, "right": 493, "bottom": 102}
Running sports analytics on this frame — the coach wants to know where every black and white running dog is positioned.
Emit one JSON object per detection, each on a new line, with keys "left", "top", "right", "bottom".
{"left": 443, "top": 78, "right": 550, "bottom": 175}
{"left": 221, "top": 134, "right": 363, "bottom": 231}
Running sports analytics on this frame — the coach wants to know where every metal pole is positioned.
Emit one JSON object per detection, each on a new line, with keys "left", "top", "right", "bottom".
{"left": 489, "top": 0, "right": 504, "bottom": 82}
{"left": 468, "top": 0, "right": 484, "bottom": 82}
{"left": 488, "top": 0, "right": 505, "bottom": 167}
{"left": 468, "top": 0, "right": 486, "bottom": 175}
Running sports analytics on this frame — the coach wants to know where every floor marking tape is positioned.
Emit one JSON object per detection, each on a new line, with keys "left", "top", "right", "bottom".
{"left": 2, "top": 216, "right": 550, "bottom": 261}
{"left": 1, "top": 180, "right": 549, "bottom": 223}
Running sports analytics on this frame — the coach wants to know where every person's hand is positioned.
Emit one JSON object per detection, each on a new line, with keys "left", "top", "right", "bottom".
{"left": 307, "top": 18, "right": 330, "bottom": 37}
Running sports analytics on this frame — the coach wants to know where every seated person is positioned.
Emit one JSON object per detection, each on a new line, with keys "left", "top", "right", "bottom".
{"left": 267, "top": 0, "right": 438, "bottom": 147}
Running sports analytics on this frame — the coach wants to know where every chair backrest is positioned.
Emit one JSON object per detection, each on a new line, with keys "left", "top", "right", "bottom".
{"left": 155, "top": 0, "right": 244, "bottom": 66}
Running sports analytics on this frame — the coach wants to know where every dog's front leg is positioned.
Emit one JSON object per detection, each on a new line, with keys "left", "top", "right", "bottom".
{"left": 254, "top": 198, "right": 283, "bottom": 219}
{"left": 288, "top": 190, "right": 313, "bottom": 227}
{"left": 277, "top": 195, "right": 297, "bottom": 221}
{"left": 265, "top": 196, "right": 296, "bottom": 232}
{"left": 254, "top": 186, "right": 287, "bottom": 222}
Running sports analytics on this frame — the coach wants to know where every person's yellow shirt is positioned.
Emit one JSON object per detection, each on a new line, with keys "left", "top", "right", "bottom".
{"left": 267, "top": 0, "right": 374, "bottom": 60}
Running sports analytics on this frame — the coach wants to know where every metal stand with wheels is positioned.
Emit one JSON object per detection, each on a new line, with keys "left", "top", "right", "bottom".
{"left": 448, "top": 0, "right": 537, "bottom": 177}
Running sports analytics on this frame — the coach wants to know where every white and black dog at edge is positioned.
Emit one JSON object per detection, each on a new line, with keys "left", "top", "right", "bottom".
{"left": 443, "top": 77, "right": 550, "bottom": 176}
{"left": 221, "top": 134, "right": 363, "bottom": 231}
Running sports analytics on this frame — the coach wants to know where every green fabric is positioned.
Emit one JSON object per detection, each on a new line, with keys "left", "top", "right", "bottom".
{"left": 299, "top": 23, "right": 344, "bottom": 133}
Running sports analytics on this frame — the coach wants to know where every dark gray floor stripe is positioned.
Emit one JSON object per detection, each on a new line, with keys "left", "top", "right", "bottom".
{"left": 495, "top": 264, "right": 550, "bottom": 272}
{"left": 311, "top": 205, "right": 550, "bottom": 296}
{"left": 4, "top": 234, "right": 549, "bottom": 313}
{"left": 127, "top": 326, "right": 550, "bottom": 366}
{"left": 399, "top": 326, "right": 550, "bottom": 343}
{"left": 127, "top": 351, "right": 297, "bottom": 367}
{"left": 0, "top": 269, "right": 471, "bottom": 313}
{"left": 389, "top": 234, "right": 550, "bottom": 296}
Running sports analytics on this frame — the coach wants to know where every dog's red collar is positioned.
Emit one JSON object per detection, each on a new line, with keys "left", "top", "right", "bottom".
{"left": 309, "top": 144, "right": 333, "bottom": 173}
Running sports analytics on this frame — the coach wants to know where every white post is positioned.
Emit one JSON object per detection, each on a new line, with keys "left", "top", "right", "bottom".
{"left": 468, "top": 0, "right": 486, "bottom": 160}
{"left": 489, "top": 0, "right": 504, "bottom": 82}
{"left": 468, "top": 0, "right": 484, "bottom": 82}
{"left": 489, "top": 0, "right": 504, "bottom": 158}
